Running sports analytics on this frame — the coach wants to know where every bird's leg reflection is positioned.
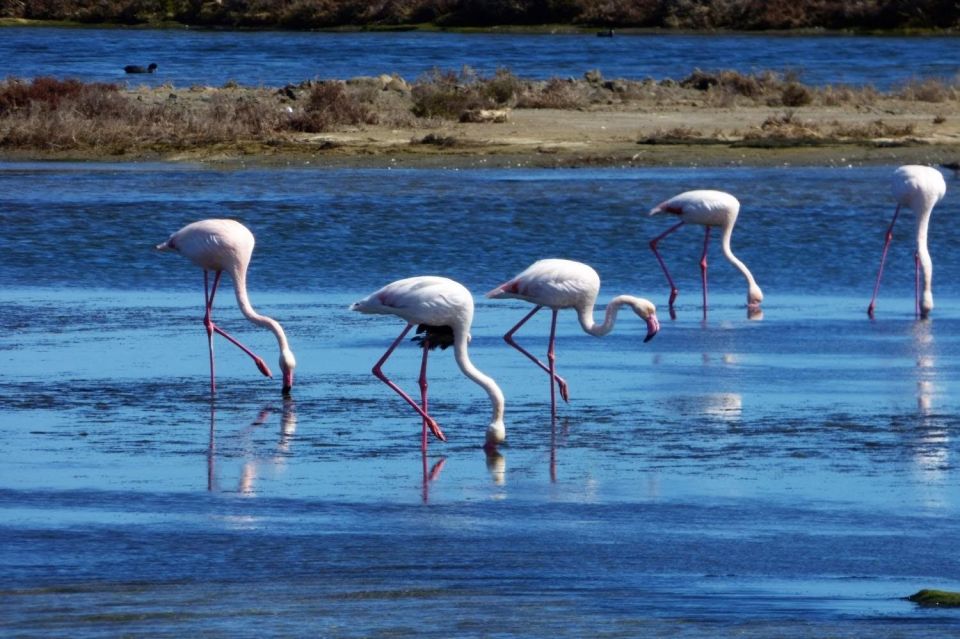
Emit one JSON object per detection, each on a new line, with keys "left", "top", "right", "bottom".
{"left": 550, "top": 413, "right": 557, "bottom": 483}
{"left": 206, "top": 401, "right": 298, "bottom": 495}
{"left": 420, "top": 448, "right": 446, "bottom": 503}
{"left": 207, "top": 402, "right": 217, "bottom": 492}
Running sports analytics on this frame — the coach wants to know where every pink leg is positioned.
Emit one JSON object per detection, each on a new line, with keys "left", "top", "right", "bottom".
{"left": 204, "top": 271, "right": 218, "bottom": 396}
{"left": 372, "top": 323, "right": 446, "bottom": 443}
{"left": 504, "top": 305, "right": 569, "bottom": 402}
{"left": 649, "top": 220, "right": 685, "bottom": 310}
{"left": 418, "top": 338, "right": 430, "bottom": 451}
{"left": 868, "top": 205, "right": 901, "bottom": 318}
{"left": 700, "top": 226, "right": 711, "bottom": 318}
{"left": 204, "top": 270, "right": 273, "bottom": 380}
{"left": 548, "top": 308, "right": 559, "bottom": 418}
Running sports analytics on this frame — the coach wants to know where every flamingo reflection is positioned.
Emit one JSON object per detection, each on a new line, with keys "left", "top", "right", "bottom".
{"left": 207, "top": 399, "right": 297, "bottom": 494}
{"left": 909, "top": 321, "right": 949, "bottom": 489}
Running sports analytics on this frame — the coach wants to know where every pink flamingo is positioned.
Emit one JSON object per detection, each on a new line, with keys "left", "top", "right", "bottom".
{"left": 868, "top": 165, "right": 947, "bottom": 319}
{"left": 351, "top": 276, "right": 506, "bottom": 450}
{"left": 648, "top": 189, "right": 763, "bottom": 317}
{"left": 156, "top": 219, "right": 296, "bottom": 396}
{"left": 487, "top": 258, "right": 659, "bottom": 418}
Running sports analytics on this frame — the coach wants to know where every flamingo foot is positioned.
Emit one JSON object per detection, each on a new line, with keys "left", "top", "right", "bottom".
{"left": 253, "top": 357, "right": 273, "bottom": 378}
{"left": 557, "top": 377, "right": 570, "bottom": 403}
{"left": 867, "top": 303, "right": 876, "bottom": 319}
{"left": 426, "top": 417, "right": 446, "bottom": 442}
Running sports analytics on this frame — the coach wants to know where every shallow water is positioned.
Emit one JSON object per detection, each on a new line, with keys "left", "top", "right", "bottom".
{"left": 2, "top": 163, "right": 960, "bottom": 636}
{"left": 4, "top": 26, "right": 959, "bottom": 89}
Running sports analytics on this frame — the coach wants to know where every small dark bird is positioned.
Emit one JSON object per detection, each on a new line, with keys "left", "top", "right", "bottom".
{"left": 940, "top": 162, "right": 960, "bottom": 179}
{"left": 124, "top": 63, "right": 158, "bottom": 74}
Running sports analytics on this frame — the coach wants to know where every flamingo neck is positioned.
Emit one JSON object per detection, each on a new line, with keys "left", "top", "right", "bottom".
{"left": 577, "top": 295, "right": 644, "bottom": 337}
{"left": 231, "top": 266, "right": 291, "bottom": 353}
{"left": 720, "top": 225, "right": 762, "bottom": 302}
{"left": 453, "top": 332, "right": 505, "bottom": 426}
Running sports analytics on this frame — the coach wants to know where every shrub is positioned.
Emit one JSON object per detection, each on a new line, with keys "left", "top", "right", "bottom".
{"left": 287, "top": 82, "right": 377, "bottom": 132}
{"left": 781, "top": 82, "right": 812, "bottom": 107}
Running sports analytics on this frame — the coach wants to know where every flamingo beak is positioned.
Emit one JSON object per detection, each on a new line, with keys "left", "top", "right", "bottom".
{"left": 644, "top": 314, "right": 660, "bottom": 342}
{"left": 282, "top": 370, "right": 294, "bottom": 396}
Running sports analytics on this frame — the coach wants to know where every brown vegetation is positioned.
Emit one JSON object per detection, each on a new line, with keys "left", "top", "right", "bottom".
{"left": 0, "top": 68, "right": 957, "bottom": 162}
{"left": 2, "top": 0, "right": 959, "bottom": 30}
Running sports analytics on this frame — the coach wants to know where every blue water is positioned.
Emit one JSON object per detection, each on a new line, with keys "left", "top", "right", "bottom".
{"left": 3, "top": 26, "right": 959, "bottom": 89}
{"left": 2, "top": 163, "right": 960, "bottom": 636}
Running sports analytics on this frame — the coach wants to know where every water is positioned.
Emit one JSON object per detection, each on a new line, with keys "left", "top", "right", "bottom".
{"left": 3, "top": 26, "right": 959, "bottom": 89}
{"left": 2, "top": 163, "right": 960, "bottom": 636}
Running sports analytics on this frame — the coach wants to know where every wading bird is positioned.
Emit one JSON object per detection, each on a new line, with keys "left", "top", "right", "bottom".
{"left": 868, "top": 165, "right": 947, "bottom": 319}
{"left": 648, "top": 189, "right": 763, "bottom": 317}
{"left": 351, "top": 276, "right": 506, "bottom": 450}
{"left": 487, "top": 258, "right": 659, "bottom": 418}
{"left": 156, "top": 219, "right": 296, "bottom": 396}
{"left": 124, "top": 63, "right": 157, "bottom": 74}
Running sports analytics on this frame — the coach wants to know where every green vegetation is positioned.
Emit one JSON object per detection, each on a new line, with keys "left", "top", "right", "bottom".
{"left": 907, "top": 589, "right": 960, "bottom": 607}
{"left": 2, "top": 0, "right": 959, "bottom": 31}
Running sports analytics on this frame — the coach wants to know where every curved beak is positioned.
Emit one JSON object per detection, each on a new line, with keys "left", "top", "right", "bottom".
{"left": 282, "top": 370, "right": 294, "bottom": 396}
{"left": 644, "top": 313, "right": 660, "bottom": 342}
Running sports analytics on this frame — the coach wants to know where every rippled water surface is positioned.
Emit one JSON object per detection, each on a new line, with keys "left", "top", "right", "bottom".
{"left": 4, "top": 26, "right": 959, "bottom": 88}
{"left": 2, "top": 163, "right": 960, "bottom": 637}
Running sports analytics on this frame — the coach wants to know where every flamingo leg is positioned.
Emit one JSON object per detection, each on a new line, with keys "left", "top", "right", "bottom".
{"left": 372, "top": 323, "right": 446, "bottom": 443}
{"left": 649, "top": 220, "right": 685, "bottom": 310}
{"left": 203, "top": 270, "right": 218, "bottom": 396}
{"left": 868, "top": 205, "right": 901, "bottom": 318}
{"left": 418, "top": 337, "right": 430, "bottom": 451}
{"left": 548, "top": 308, "right": 559, "bottom": 419}
{"left": 503, "top": 305, "right": 569, "bottom": 402}
{"left": 202, "top": 270, "right": 273, "bottom": 379}
{"left": 700, "top": 226, "right": 711, "bottom": 318}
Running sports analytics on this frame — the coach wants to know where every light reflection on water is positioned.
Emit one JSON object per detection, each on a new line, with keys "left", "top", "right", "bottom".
{"left": 2, "top": 163, "right": 960, "bottom": 636}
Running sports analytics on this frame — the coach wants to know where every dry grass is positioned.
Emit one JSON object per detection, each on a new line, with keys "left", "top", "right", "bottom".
{"left": 0, "top": 69, "right": 956, "bottom": 154}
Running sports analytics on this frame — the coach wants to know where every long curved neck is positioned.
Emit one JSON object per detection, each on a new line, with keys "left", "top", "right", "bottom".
{"left": 577, "top": 296, "right": 641, "bottom": 337}
{"left": 453, "top": 331, "right": 504, "bottom": 424}
{"left": 720, "top": 224, "right": 759, "bottom": 292}
{"left": 231, "top": 266, "right": 290, "bottom": 352}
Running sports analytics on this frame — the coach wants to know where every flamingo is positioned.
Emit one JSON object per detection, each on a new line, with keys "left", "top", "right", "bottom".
{"left": 868, "top": 165, "right": 947, "bottom": 319}
{"left": 351, "top": 276, "right": 506, "bottom": 450}
{"left": 487, "top": 258, "right": 659, "bottom": 418}
{"left": 648, "top": 189, "right": 763, "bottom": 317}
{"left": 156, "top": 219, "right": 296, "bottom": 396}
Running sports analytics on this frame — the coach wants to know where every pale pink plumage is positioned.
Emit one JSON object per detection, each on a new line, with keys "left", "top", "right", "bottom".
{"left": 156, "top": 219, "right": 296, "bottom": 395}
{"left": 487, "top": 258, "right": 659, "bottom": 418}
{"left": 868, "top": 165, "right": 947, "bottom": 319}
{"left": 351, "top": 276, "right": 506, "bottom": 449}
{"left": 648, "top": 189, "right": 763, "bottom": 317}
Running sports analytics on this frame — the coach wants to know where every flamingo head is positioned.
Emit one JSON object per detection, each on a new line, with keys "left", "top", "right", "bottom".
{"left": 484, "top": 419, "right": 506, "bottom": 450}
{"left": 279, "top": 347, "right": 297, "bottom": 395}
{"left": 748, "top": 284, "right": 764, "bottom": 308}
{"left": 631, "top": 298, "right": 660, "bottom": 342}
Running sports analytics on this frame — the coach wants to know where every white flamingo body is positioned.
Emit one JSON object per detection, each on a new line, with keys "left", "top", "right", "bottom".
{"left": 351, "top": 276, "right": 506, "bottom": 449}
{"left": 487, "top": 258, "right": 659, "bottom": 417}
{"left": 157, "top": 219, "right": 296, "bottom": 395}
{"left": 869, "top": 165, "right": 947, "bottom": 318}
{"left": 649, "top": 189, "right": 763, "bottom": 315}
